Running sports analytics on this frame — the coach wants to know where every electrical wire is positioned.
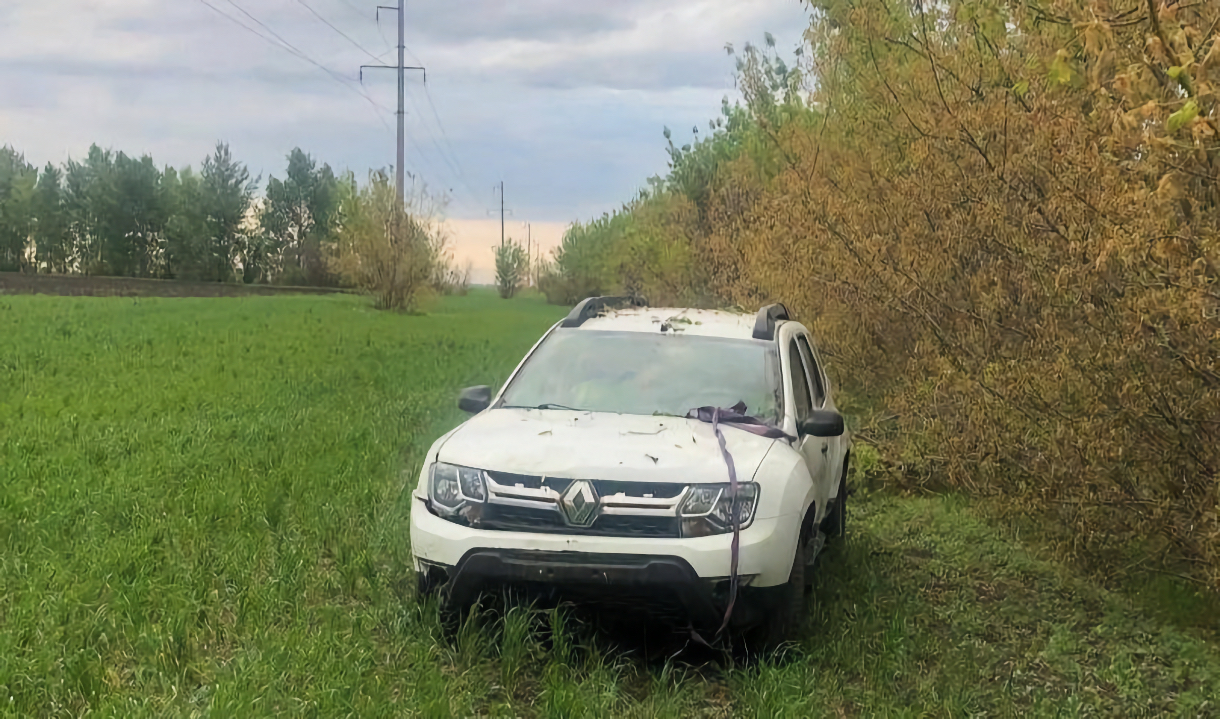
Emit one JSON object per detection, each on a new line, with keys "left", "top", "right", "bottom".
{"left": 193, "top": 0, "right": 394, "bottom": 132}
{"left": 294, "top": 0, "right": 383, "bottom": 65}
{"left": 419, "top": 82, "right": 484, "bottom": 203}
{"left": 216, "top": 0, "right": 483, "bottom": 213}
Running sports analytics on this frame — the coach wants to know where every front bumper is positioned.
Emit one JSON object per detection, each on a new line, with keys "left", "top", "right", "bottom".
{"left": 426, "top": 548, "right": 790, "bottom": 631}
{"left": 410, "top": 491, "right": 801, "bottom": 588}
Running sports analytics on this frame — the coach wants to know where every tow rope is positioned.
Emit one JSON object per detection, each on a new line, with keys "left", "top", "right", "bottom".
{"left": 710, "top": 407, "right": 741, "bottom": 637}
{"left": 686, "top": 403, "right": 791, "bottom": 639}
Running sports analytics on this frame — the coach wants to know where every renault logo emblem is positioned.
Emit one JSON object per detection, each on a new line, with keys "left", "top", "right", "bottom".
{"left": 559, "top": 480, "right": 599, "bottom": 527}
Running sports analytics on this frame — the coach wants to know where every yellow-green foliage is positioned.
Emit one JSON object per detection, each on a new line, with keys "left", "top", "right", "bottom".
{"left": 551, "top": 1, "right": 1220, "bottom": 589}
{"left": 328, "top": 171, "right": 441, "bottom": 311}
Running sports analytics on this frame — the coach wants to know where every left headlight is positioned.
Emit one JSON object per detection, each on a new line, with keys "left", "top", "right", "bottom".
{"left": 679, "top": 482, "right": 759, "bottom": 537}
{"left": 429, "top": 462, "right": 487, "bottom": 512}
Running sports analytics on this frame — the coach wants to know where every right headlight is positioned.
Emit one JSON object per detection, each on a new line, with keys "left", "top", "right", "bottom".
{"left": 679, "top": 482, "right": 759, "bottom": 537}
{"left": 429, "top": 462, "right": 487, "bottom": 515}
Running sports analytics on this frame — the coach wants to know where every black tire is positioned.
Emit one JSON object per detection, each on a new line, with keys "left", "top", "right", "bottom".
{"left": 416, "top": 569, "right": 441, "bottom": 599}
{"left": 822, "top": 464, "right": 848, "bottom": 540}
{"left": 744, "top": 531, "right": 808, "bottom": 654}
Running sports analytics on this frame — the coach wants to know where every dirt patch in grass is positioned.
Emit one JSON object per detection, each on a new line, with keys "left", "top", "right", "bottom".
{"left": 0, "top": 272, "right": 351, "bottom": 298}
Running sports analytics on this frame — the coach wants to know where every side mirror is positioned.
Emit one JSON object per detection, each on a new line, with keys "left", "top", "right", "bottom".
{"left": 458, "top": 386, "right": 492, "bottom": 414}
{"left": 798, "top": 410, "right": 844, "bottom": 438}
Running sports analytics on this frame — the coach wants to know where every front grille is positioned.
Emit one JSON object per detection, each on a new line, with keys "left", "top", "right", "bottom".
{"left": 485, "top": 472, "right": 574, "bottom": 494}
{"left": 482, "top": 504, "right": 564, "bottom": 530}
{"left": 477, "top": 473, "right": 688, "bottom": 538}
{"left": 481, "top": 504, "right": 680, "bottom": 538}
{"left": 594, "top": 480, "right": 685, "bottom": 499}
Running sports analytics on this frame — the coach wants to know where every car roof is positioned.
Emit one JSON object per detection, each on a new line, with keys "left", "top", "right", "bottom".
{"left": 572, "top": 306, "right": 766, "bottom": 341}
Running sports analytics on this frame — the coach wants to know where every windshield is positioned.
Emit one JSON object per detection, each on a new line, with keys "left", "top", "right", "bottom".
{"left": 499, "top": 329, "right": 782, "bottom": 422}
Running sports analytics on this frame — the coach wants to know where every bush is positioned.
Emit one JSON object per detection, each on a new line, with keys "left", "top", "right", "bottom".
{"left": 543, "top": 4, "right": 1220, "bottom": 589}
{"left": 328, "top": 171, "right": 439, "bottom": 311}
{"left": 494, "top": 240, "right": 528, "bottom": 299}
{"left": 433, "top": 261, "right": 472, "bottom": 296}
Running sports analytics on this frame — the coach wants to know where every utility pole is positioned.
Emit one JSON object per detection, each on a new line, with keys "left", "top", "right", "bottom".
{"left": 361, "top": 2, "right": 425, "bottom": 204}
{"left": 489, "top": 182, "right": 512, "bottom": 249}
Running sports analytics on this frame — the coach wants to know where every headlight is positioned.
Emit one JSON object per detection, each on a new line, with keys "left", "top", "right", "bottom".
{"left": 429, "top": 462, "right": 487, "bottom": 512}
{"left": 679, "top": 482, "right": 759, "bottom": 537}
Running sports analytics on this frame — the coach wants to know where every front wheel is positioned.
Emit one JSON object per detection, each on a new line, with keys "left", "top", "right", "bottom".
{"left": 821, "top": 464, "right": 848, "bottom": 540}
{"left": 743, "top": 529, "right": 808, "bottom": 654}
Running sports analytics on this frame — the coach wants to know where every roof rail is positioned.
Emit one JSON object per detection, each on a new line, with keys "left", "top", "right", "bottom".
{"left": 560, "top": 296, "right": 647, "bottom": 328}
{"left": 752, "top": 303, "right": 790, "bottom": 340}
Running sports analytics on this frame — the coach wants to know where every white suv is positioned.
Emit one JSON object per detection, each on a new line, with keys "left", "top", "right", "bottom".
{"left": 410, "top": 297, "right": 851, "bottom": 649}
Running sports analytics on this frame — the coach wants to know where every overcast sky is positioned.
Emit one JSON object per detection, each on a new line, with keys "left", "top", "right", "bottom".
{"left": 1, "top": 0, "right": 811, "bottom": 282}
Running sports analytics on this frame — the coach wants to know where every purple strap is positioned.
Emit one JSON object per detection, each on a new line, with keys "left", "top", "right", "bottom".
{"left": 710, "top": 406, "right": 742, "bottom": 637}
{"left": 685, "top": 403, "right": 790, "bottom": 639}
{"left": 685, "top": 402, "right": 791, "bottom": 440}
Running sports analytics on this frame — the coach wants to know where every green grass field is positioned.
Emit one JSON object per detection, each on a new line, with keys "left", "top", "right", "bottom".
{"left": 3, "top": 291, "right": 1220, "bottom": 717}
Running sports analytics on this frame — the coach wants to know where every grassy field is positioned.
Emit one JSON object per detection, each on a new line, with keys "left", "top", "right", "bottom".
{"left": 2, "top": 291, "right": 1219, "bottom": 718}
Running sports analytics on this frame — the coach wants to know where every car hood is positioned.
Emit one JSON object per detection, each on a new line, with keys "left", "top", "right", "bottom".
{"left": 437, "top": 409, "right": 778, "bottom": 484}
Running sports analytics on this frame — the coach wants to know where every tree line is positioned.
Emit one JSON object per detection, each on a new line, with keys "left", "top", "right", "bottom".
{"left": 1, "top": 142, "right": 387, "bottom": 287}
{"left": 540, "top": 1, "right": 1220, "bottom": 591}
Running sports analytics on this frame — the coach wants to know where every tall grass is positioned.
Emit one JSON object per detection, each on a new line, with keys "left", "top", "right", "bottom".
{"left": 2, "top": 292, "right": 1218, "bottom": 717}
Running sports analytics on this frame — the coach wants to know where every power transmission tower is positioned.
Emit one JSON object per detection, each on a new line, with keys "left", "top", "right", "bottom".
{"left": 360, "top": 1, "right": 425, "bottom": 203}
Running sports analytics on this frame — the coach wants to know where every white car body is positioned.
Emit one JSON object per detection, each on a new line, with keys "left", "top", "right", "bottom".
{"left": 409, "top": 301, "right": 851, "bottom": 635}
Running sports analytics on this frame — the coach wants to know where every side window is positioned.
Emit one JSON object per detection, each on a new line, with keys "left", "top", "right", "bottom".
{"left": 788, "top": 339, "right": 813, "bottom": 420}
{"left": 796, "top": 335, "right": 826, "bottom": 408}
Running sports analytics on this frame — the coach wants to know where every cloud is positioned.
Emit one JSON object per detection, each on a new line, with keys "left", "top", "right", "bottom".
{"left": 406, "top": 1, "right": 646, "bottom": 44}
{"left": 0, "top": 0, "right": 812, "bottom": 223}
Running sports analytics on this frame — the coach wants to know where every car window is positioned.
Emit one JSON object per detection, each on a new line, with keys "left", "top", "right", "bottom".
{"left": 499, "top": 329, "right": 783, "bottom": 422}
{"left": 788, "top": 339, "right": 813, "bottom": 421}
{"left": 796, "top": 335, "right": 826, "bottom": 408}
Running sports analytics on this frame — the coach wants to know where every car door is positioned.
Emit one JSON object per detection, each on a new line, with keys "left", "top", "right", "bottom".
{"left": 796, "top": 333, "right": 844, "bottom": 502}
{"left": 785, "top": 332, "right": 832, "bottom": 524}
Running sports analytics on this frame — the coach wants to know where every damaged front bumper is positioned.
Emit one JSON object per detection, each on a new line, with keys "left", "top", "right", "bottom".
{"left": 421, "top": 549, "right": 789, "bottom": 632}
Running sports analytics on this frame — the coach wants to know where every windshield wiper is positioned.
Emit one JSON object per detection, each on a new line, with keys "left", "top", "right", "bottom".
{"left": 503, "top": 403, "right": 588, "bottom": 412}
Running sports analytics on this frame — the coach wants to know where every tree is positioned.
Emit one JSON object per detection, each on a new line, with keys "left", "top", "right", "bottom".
{"left": 162, "top": 166, "right": 209, "bottom": 279}
{"left": 238, "top": 199, "right": 275, "bottom": 284}
{"left": 110, "top": 152, "right": 165, "bottom": 277}
{"left": 540, "top": 3, "right": 1220, "bottom": 592}
{"left": 494, "top": 239, "right": 528, "bottom": 299}
{"left": 31, "top": 163, "right": 71, "bottom": 273}
{"left": 200, "top": 142, "right": 257, "bottom": 282}
{"left": 62, "top": 145, "right": 122, "bottom": 275}
{"left": 0, "top": 147, "right": 36, "bottom": 271}
{"left": 262, "top": 148, "right": 340, "bottom": 285}
{"left": 328, "top": 170, "right": 439, "bottom": 310}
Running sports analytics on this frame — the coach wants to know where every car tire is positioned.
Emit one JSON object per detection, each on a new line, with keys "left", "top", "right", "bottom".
{"left": 822, "top": 465, "right": 848, "bottom": 540}
{"left": 416, "top": 569, "right": 441, "bottom": 599}
{"left": 744, "top": 529, "right": 808, "bottom": 654}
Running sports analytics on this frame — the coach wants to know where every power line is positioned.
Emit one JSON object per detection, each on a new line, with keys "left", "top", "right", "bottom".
{"left": 302, "top": 3, "right": 479, "bottom": 213}
{"left": 335, "top": 0, "right": 373, "bottom": 22}
{"left": 294, "top": 0, "right": 383, "bottom": 65}
{"left": 361, "top": 2, "right": 426, "bottom": 203}
{"left": 394, "top": 42, "right": 483, "bottom": 206}
{"left": 358, "top": 4, "right": 482, "bottom": 212}
{"left": 375, "top": 9, "right": 396, "bottom": 54}
{"left": 193, "top": 0, "right": 394, "bottom": 133}
{"left": 290, "top": 1, "right": 461, "bottom": 204}
{"left": 418, "top": 82, "right": 483, "bottom": 203}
